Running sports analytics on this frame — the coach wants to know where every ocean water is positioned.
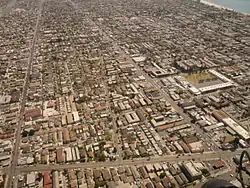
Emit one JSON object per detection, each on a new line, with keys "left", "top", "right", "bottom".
{"left": 205, "top": 0, "right": 250, "bottom": 14}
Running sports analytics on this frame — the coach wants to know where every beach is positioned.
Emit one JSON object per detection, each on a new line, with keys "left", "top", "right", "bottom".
{"left": 200, "top": 0, "right": 250, "bottom": 15}
{"left": 200, "top": 0, "right": 233, "bottom": 11}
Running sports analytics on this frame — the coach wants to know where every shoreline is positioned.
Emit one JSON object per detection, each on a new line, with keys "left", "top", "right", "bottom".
{"left": 200, "top": 0, "right": 250, "bottom": 16}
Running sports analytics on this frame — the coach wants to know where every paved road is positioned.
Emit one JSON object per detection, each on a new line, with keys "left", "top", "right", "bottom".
{"left": 12, "top": 149, "right": 248, "bottom": 173}
{"left": 4, "top": 1, "right": 44, "bottom": 187}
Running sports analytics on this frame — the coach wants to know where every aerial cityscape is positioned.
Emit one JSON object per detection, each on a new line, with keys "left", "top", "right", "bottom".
{"left": 0, "top": 0, "right": 250, "bottom": 187}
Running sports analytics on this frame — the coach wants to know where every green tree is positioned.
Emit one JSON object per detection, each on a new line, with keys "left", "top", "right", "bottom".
{"left": 29, "top": 129, "right": 36, "bottom": 136}
{"left": 22, "top": 130, "right": 29, "bottom": 137}
{"left": 147, "top": 116, "right": 153, "bottom": 121}
{"left": 170, "top": 182, "right": 176, "bottom": 188}
{"left": 107, "top": 116, "right": 113, "bottom": 122}
{"left": 98, "top": 153, "right": 106, "bottom": 162}
{"left": 159, "top": 172, "right": 166, "bottom": 179}
{"left": 78, "top": 95, "right": 89, "bottom": 103}
{"left": 105, "top": 135, "right": 112, "bottom": 141}
{"left": 94, "top": 180, "right": 107, "bottom": 188}
{"left": 99, "top": 141, "right": 106, "bottom": 149}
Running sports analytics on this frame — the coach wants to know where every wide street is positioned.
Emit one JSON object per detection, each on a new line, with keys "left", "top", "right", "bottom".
{"left": 4, "top": 1, "right": 44, "bottom": 187}
{"left": 6, "top": 149, "right": 247, "bottom": 173}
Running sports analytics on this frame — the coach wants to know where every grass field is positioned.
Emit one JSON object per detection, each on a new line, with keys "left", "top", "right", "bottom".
{"left": 185, "top": 72, "right": 218, "bottom": 84}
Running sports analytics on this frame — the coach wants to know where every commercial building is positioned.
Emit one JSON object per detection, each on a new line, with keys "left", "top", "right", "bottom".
{"left": 182, "top": 162, "right": 202, "bottom": 181}
{"left": 124, "top": 111, "right": 140, "bottom": 124}
{"left": 222, "top": 117, "right": 250, "bottom": 140}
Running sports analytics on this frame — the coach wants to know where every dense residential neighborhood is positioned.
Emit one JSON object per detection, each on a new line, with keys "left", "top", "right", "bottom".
{"left": 0, "top": 0, "right": 250, "bottom": 187}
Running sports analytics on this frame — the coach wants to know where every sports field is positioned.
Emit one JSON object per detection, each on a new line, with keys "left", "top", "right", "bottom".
{"left": 184, "top": 72, "right": 218, "bottom": 85}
